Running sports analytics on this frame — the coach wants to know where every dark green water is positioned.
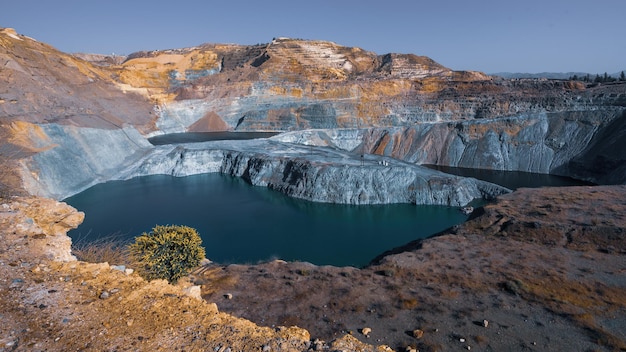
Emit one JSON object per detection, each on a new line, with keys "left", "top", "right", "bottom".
{"left": 148, "top": 132, "right": 279, "bottom": 145}
{"left": 424, "top": 165, "right": 594, "bottom": 190}
{"left": 65, "top": 174, "right": 468, "bottom": 267}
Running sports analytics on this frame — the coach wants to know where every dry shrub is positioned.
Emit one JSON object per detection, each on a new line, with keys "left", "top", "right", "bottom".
{"left": 570, "top": 313, "right": 626, "bottom": 351}
{"left": 439, "top": 288, "right": 460, "bottom": 299}
{"left": 509, "top": 274, "right": 626, "bottom": 351}
{"left": 417, "top": 341, "right": 445, "bottom": 352}
{"left": 71, "top": 233, "right": 133, "bottom": 265}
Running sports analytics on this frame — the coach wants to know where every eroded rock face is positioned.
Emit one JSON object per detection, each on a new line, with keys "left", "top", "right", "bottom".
{"left": 18, "top": 124, "right": 153, "bottom": 199}
{"left": 277, "top": 108, "right": 626, "bottom": 184}
{"left": 130, "top": 139, "right": 509, "bottom": 206}
{"left": 3, "top": 28, "right": 626, "bottom": 203}
{"left": 0, "top": 197, "right": 83, "bottom": 262}
{"left": 0, "top": 28, "right": 155, "bottom": 131}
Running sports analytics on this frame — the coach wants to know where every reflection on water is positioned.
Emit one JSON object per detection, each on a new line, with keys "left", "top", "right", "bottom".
{"left": 65, "top": 174, "right": 468, "bottom": 267}
{"left": 424, "top": 165, "right": 593, "bottom": 190}
{"left": 148, "top": 132, "right": 279, "bottom": 145}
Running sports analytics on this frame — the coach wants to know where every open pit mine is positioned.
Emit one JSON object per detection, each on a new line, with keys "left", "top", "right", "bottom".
{"left": 1, "top": 27, "right": 625, "bottom": 351}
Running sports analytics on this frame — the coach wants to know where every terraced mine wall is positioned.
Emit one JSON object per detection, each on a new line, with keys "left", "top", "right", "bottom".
{"left": 5, "top": 30, "right": 625, "bottom": 203}
{"left": 21, "top": 104, "right": 625, "bottom": 202}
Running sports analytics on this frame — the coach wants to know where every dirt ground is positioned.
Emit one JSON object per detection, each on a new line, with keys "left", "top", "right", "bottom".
{"left": 200, "top": 186, "right": 626, "bottom": 351}
{"left": 1, "top": 186, "right": 625, "bottom": 351}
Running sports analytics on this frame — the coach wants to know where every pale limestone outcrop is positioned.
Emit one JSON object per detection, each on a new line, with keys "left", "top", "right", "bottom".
{"left": 18, "top": 121, "right": 509, "bottom": 205}
{"left": 19, "top": 124, "right": 153, "bottom": 199}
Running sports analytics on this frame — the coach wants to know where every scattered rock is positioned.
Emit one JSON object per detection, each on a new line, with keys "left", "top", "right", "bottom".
{"left": 375, "top": 269, "right": 395, "bottom": 277}
{"left": 111, "top": 265, "right": 126, "bottom": 273}
{"left": 483, "top": 319, "right": 489, "bottom": 328}
{"left": 9, "top": 278, "right": 24, "bottom": 288}
{"left": 206, "top": 302, "right": 219, "bottom": 314}
{"left": 224, "top": 293, "right": 233, "bottom": 300}
{"left": 99, "top": 291, "right": 110, "bottom": 299}
{"left": 312, "top": 339, "right": 324, "bottom": 351}
{"left": 183, "top": 285, "right": 202, "bottom": 300}
{"left": 361, "top": 327, "right": 372, "bottom": 336}
{"left": 0, "top": 336, "right": 19, "bottom": 348}
{"left": 412, "top": 329, "right": 424, "bottom": 339}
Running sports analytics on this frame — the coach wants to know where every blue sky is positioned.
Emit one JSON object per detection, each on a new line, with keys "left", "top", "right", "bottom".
{"left": 2, "top": 0, "right": 624, "bottom": 73}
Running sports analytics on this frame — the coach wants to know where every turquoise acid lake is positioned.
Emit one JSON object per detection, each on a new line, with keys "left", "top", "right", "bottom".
{"left": 65, "top": 132, "right": 591, "bottom": 268}
{"left": 65, "top": 173, "right": 470, "bottom": 267}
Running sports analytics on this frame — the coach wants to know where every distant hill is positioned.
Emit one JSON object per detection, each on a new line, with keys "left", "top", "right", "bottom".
{"left": 491, "top": 71, "right": 625, "bottom": 80}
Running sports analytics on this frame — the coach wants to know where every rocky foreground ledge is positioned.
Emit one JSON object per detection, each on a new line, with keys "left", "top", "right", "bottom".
{"left": 1, "top": 186, "right": 625, "bottom": 351}
{"left": 0, "top": 197, "right": 388, "bottom": 351}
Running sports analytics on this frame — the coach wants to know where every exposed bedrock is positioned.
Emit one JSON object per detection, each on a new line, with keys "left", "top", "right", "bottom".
{"left": 558, "top": 109, "right": 626, "bottom": 184}
{"left": 275, "top": 108, "right": 626, "bottom": 184}
{"left": 21, "top": 106, "right": 625, "bottom": 201}
{"left": 130, "top": 139, "right": 509, "bottom": 206}
{"left": 152, "top": 80, "right": 600, "bottom": 135}
{"left": 19, "top": 123, "right": 508, "bottom": 205}
{"left": 19, "top": 124, "right": 154, "bottom": 199}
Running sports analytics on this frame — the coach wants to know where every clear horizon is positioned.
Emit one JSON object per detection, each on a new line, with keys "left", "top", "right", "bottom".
{"left": 2, "top": 0, "right": 625, "bottom": 74}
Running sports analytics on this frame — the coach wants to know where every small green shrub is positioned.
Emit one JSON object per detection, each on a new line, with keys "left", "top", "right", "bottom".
{"left": 129, "top": 225, "right": 206, "bottom": 283}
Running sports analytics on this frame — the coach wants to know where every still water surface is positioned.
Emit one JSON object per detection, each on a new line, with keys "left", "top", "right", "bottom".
{"left": 148, "top": 132, "right": 279, "bottom": 145}
{"left": 425, "top": 165, "right": 593, "bottom": 190}
{"left": 65, "top": 174, "right": 469, "bottom": 267}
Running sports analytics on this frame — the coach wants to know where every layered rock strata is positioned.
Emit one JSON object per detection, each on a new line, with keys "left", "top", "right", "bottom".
{"left": 3, "top": 28, "right": 626, "bottom": 202}
{"left": 131, "top": 139, "right": 508, "bottom": 205}
{"left": 275, "top": 107, "right": 626, "bottom": 184}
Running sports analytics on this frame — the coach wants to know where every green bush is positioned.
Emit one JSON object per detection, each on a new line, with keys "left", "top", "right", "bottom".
{"left": 129, "top": 225, "right": 206, "bottom": 283}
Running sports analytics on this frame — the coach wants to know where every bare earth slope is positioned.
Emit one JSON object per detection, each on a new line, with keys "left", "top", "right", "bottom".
{"left": 201, "top": 186, "right": 626, "bottom": 351}
{"left": 0, "top": 28, "right": 154, "bottom": 131}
